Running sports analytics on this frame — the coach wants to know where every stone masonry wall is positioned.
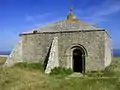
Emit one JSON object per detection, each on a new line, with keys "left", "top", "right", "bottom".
{"left": 22, "top": 34, "right": 51, "bottom": 63}
{"left": 4, "top": 38, "right": 22, "bottom": 67}
{"left": 21, "top": 30, "right": 106, "bottom": 72}
{"left": 58, "top": 31, "right": 105, "bottom": 72}
{"left": 21, "top": 33, "right": 60, "bottom": 64}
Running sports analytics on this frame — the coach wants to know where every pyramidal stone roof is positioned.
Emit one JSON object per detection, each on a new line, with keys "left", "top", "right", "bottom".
{"left": 35, "top": 20, "right": 103, "bottom": 33}
{"left": 23, "top": 8, "right": 103, "bottom": 34}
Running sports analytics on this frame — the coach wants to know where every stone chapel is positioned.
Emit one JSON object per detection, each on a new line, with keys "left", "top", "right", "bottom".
{"left": 4, "top": 8, "right": 112, "bottom": 73}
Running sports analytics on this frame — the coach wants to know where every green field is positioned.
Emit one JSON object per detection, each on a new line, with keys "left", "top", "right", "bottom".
{"left": 0, "top": 57, "right": 120, "bottom": 90}
{"left": 0, "top": 57, "right": 7, "bottom": 65}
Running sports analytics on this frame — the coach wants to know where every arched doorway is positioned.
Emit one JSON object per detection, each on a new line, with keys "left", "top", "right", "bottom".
{"left": 73, "top": 47, "right": 85, "bottom": 73}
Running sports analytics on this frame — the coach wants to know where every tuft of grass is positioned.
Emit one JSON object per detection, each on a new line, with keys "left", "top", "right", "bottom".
{"left": 0, "top": 66, "right": 60, "bottom": 90}
{"left": 13, "top": 62, "right": 44, "bottom": 72}
{"left": 50, "top": 67, "right": 73, "bottom": 78}
{"left": 86, "top": 71, "right": 105, "bottom": 77}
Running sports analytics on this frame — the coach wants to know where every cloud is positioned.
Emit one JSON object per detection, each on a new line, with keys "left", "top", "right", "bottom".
{"left": 25, "top": 13, "right": 53, "bottom": 22}
{"left": 77, "top": 0, "right": 120, "bottom": 24}
{"left": 95, "top": 0, "right": 120, "bottom": 15}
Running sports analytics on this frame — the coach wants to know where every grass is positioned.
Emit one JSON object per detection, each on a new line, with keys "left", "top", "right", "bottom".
{"left": 14, "top": 62, "right": 44, "bottom": 72}
{"left": 0, "top": 57, "right": 7, "bottom": 65}
{"left": 0, "top": 57, "right": 120, "bottom": 90}
{"left": 50, "top": 67, "right": 73, "bottom": 78}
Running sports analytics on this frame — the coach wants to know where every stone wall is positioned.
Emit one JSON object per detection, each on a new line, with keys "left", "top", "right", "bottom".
{"left": 20, "top": 30, "right": 107, "bottom": 72}
{"left": 4, "top": 38, "right": 22, "bottom": 67}
{"left": 21, "top": 33, "right": 54, "bottom": 64}
{"left": 58, "top": 31, "right": 105, "bottom": 71}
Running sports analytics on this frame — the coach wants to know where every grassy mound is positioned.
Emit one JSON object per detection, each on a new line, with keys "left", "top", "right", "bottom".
{"left": 0, "top": 57, "right": 120, "bottom": 90}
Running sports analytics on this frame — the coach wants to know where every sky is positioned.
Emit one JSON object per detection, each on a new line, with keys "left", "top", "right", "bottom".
{"left": 0, "top": 0, "right": 120, "bottom": 51}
